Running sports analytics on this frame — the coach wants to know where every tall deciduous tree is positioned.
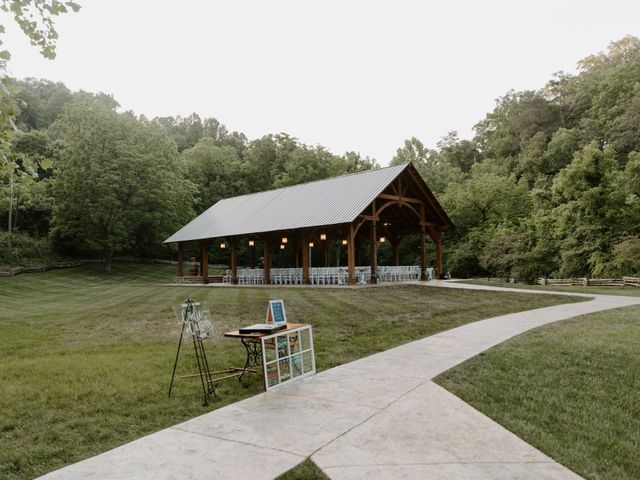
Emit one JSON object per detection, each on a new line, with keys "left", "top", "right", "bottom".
{"left": 50, "top": 104, "right": 194, "bottom": 272}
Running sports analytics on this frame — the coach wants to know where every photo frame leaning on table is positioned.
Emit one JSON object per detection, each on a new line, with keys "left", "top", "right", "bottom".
{"left": 261, "top": 325, "right": 315, "bottom": 390}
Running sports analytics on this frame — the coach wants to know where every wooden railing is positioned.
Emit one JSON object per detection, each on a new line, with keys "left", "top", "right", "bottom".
{"left": 538, "top": 277, "right": 640, "bottom": 287}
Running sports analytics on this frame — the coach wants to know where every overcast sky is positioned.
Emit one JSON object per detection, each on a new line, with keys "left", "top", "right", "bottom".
{"left": 3, "top": 0, "right": 640, "bottom": 164}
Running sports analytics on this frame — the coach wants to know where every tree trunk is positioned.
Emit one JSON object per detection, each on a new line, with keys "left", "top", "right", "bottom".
{"left": 104, "top": 246, "right": 113, "bottom": 274}
{"left": 14, "top": 186, "right": 19, "bottom": 230}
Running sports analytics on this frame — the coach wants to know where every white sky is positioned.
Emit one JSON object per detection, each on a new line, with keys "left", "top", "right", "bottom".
{"left": 2, "top": 0, "right": 640, "bottom": 165}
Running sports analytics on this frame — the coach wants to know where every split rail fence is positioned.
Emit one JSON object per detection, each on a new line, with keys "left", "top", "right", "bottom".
{"left": 538, "top": 277, "right": 640, "bottom": 287}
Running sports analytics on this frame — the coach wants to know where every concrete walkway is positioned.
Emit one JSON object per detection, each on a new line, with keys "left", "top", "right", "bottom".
{"left": 40, "top": 282, "right": 640, "bottom": 480}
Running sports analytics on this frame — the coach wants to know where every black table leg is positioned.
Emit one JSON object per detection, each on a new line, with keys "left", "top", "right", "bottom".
{"left": 239, "top": 338, "right": 262, "bottom": 381}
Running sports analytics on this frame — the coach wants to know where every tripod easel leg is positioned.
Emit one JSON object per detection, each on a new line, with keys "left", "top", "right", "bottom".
{"left": 168, "top": 321, "right": 186, "bottom": 398}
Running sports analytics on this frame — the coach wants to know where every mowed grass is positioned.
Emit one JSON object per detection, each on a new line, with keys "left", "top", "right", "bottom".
{"left": 458, "top": 278, "right": 640, "bottom": 297}
{"left": 0, "top": 263, "right": 581, "bottom": 479}
{"left": 436, "top": 305, "right": 640, "bottom": 480}
{"left": 277, "top": 458, "right": 329, "bottom": 480}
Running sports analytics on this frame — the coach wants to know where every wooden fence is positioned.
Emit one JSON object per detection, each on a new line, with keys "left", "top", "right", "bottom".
{"left": 538, "top": 277, "right": 640, "bottom": 287}
{"left": 0, "top": 257, "right": 214, "bottom": 278}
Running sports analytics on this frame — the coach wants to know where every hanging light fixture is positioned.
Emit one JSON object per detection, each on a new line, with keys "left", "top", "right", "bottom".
{"left": 280, "top": 244, "right": 285, "bottom": 250}
{"left": 248, "top": 239, "right": 255, "bottom": 247}
{"left": 342, "top": 239, "right": 348, "bottom": 245}
{"left": 309, "top": 242, "right": 314, "bottom": 248}
{"left": 379, "top": 236, "right": 386, "bottom": 243}
{"left": 281, "top": 237, "right": 288, "bottom": 244}
{"left": 320, "top": 233, "right": 326, "bottom": 240}
{"left": 220, "top": 242, "right": 226, "bottom": 249}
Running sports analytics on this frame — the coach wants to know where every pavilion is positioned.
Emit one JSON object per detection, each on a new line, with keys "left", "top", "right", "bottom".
{"left": 164, "top": 162, "right": 454, "bottom": 285}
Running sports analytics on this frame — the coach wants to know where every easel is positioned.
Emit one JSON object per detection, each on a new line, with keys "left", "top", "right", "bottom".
{"left": 168, "top": 298, "right": 249, "bottom": 405}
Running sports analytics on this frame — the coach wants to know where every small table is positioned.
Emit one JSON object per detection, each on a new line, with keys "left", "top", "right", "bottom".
{"left": 224, "top": 323, "right": 306, "bottom": 382}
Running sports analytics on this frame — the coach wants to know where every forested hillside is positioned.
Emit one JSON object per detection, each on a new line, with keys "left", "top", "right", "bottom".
{"left": 1, "top": 37, "right": 639, "bottom": 278}
{"left": 0, "top": 78, "right": 376, "bottom": 270}
{"left": 392, "top": 36, "right": 640, "bottom": 280}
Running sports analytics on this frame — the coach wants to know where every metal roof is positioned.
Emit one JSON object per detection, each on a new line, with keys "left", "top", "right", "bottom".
{"left": 165, "top": 163, "right": 416, "bottom": 243}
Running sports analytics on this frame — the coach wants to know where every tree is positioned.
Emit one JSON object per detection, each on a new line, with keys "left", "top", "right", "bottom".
{"left": 50, "top": 104, "right": 194, "bottom": 272}
{"left": 551, "top": 144, "right": 628, "bottom": 276}
{"left": 180, "top": 137, "right": 247, "bottom": 211}
{"left": 0, "top": 0, "right": 81, "bottom": 65}
{"left": 442, "top": 161, "right": 531, "bottom": 232}
{"left": 391, "top": 137, "right": 464, "bottom": 195}
{"left": 437, "top": 131, "right": 479, "bottom": 173}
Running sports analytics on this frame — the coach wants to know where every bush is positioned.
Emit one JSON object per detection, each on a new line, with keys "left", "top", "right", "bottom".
{"left": 0, "top": 231, "right": 60, "bottom": 268}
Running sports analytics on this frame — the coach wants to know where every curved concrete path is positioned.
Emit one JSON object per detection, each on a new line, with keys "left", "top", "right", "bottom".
{"left": 40, "top": 282, "right": 640, "bottom": 480}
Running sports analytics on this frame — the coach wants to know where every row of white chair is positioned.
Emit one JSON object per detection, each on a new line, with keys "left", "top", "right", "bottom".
{"left": 223, "top": 266, "right": 434, "bottom": 284}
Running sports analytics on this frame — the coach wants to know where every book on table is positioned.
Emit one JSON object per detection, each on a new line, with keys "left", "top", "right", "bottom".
{"left": 239, "top": 323, "right": 287, "bottom": 334}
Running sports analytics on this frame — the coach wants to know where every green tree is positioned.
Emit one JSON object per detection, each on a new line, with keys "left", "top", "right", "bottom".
{"left": 551, "top": 144, "right": 628, "bottom": 276}
{"left": 442, "top": 161, "right": 531, "bottom": 232}
{"left": 0, "top": 0, "right": 80, "bottom": 65}
{"left": 391, "top": 137, "right": 464, "bottom": 195}
{"left": 50, "top": 104, "right": 194, "bottom": 272}
{"left": 180, "top": 137, "right": 247, "bottom": 211}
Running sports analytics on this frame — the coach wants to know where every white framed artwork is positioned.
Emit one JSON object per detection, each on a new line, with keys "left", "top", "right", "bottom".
{"left": 261, "top": 325, "right": 315, "bottom": 390}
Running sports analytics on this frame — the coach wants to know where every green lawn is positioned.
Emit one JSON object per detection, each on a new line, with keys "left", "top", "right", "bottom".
{"left": 436, "top": 305, "right": 640, "bottom": 480}
{"left": 457, "top": 278, "right": 640, "bottom": 297}
{"left": 277, "top": 459, "right": 329, "bottom": 480}
{"left": 0, "top": 263, "right": 581, "bottom": 479}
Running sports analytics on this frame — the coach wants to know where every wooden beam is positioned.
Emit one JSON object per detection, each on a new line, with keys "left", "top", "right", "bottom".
{"left": 230, "top": 238, "right": 238, "bottom": 285}
{"left": 419, "top": 225, "right": 427, "bottom": 281}
{"left": 433, "top": 230, "right": 443, "bottom": 279}
{"left": 378, "top": 193, "right": 422, "bottom": 204}
{"left": 404, "top": 166, "right": 451, "bottom": 227}
{"left": 370, "top": 219, "right": 377, "bottom": 284}
{"left": 263, "top": 239, "right": 271, "bottom": 285}
{"left": 302, "top": 237, "right": 310, "bottom": 284}
{"left": 200, "top": 240, "right": 210, "bottom": 284}
{"left": 323, "top": 242, "right": 329, "bottom": 267}
{"left": 251, "top": 240, "right": 256, "bottom": 269}
{"left": 359, "top": 214, "right": 380, "bottom": 221}
{"left": 347, "top": 223, "right": 356, "bottom": 284}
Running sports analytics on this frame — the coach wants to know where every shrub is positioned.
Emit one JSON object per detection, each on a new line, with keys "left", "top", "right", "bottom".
{"left": 0, "top": 231, "right": 59, "bottom": 268}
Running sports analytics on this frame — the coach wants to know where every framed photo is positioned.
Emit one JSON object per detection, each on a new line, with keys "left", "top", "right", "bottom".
{"left": 267, "top": 299, "right": 287, "bottom": 326}
{"left": 261, "top": 325, "right": 315, "bottom": 390}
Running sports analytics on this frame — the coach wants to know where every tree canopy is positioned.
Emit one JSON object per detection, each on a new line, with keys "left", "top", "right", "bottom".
{"left": 1, "top": 35, "right": 640, "bottom": 278}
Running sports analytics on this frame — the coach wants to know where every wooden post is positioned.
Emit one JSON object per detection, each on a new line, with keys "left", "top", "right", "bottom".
{"left": 369, "top": 220, "right": 377, "bottom": 284}
{"left": 177, "top": 241, "right": 185, "bottom": 278}
{"left": 348, "top": 224, "right": 356, "bottom": 284}
{"left": 263, "top": 239, "right": 271, "bottom": 285}
{"left": 251, "top": 242, "right": 256, "bottom": 269}
{"left": 420, "top": 225, "right": 427, "bottom": 281}
{"left": 200, "top": 240, "right": 209, "bottom": 284}
{"left": 302, "top": 237, "right": 310, "bottom": 284}
{"left": 433, "top": 230, "right": 443, "bottom": 279}
{"left": 230, "top": 238, "right": 238, "bottom": 284}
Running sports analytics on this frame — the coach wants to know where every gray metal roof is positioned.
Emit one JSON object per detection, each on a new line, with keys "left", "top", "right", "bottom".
{"left": 165, "top": 163, "right": 412, "bottom": 243}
